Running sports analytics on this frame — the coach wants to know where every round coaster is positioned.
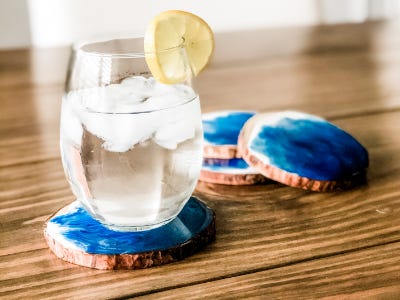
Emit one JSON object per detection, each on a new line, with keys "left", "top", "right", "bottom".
{"left": 238, "top": 111, "right": 369, "bottom": 192}
{"left": 202, "top": 110, "right": 255, "bottom": 159}
{"left": 44, "top": 197, "right": 215, "bottom": 270}
{"left": 200, "top": 158, "right": 267, "bottom": 185}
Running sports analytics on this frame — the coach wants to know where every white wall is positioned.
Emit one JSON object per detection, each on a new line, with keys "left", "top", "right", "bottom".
{"left": 26, "top": 0, "right": 319, "bottom": 48}
{"left": 0, "top": 0, "right": 399, "bottom": 49}
{"left": 0, "top": 0, "right": 30, "bottom": 49}
{"left": 318, "top": 0, "right": 400, "bottom": 23}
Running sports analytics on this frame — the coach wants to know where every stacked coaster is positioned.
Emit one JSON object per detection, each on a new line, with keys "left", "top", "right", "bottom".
{"left": 201, "top": 157, "right": 268, "bottom": 185}
{"left": 238, "top": 111, "right": 369, "bottom": 191}
{"left": 203, "top": 110, "right": 256, "bottom": 159}
{"left": 201, "top": 110, "right": 369, "bottom": 191}
{"left": 200, "top": 111, "right": 266, "bottom": 185}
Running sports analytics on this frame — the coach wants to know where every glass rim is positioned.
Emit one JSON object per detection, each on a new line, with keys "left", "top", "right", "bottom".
{"left": 73, "top": 36, "right": 185, "bottom": 58}
{"left": 65, "top": 92, "right": 199, "bottom": 115}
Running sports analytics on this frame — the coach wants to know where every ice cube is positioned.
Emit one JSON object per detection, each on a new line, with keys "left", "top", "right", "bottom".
{"left": 63, "top": 76, "right": 199, "bottom": 152}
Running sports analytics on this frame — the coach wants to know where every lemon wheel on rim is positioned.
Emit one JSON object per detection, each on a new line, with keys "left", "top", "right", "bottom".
{"left": 144, "top": 10, "right": 214, "bottom": 84}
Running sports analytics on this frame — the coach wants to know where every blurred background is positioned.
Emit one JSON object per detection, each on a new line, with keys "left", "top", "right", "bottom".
{"left": 1, "top": 0, "right": 400, "bottom": 49}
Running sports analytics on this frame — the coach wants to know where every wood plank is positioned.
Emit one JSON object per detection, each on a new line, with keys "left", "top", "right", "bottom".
{"left": 0, "top": 85, "right": 62, "bottom": 127}
{"left": 0, "top": 85, "right": 62, "bottom": 167}
{"left": 1, "top": 49, "right": 400, "bottom": 167}
{"left": 2, "top": 21, "right": 400, "bottom": 299}
{"left": 1, "top": 111, "right": 400, "bottom": 299}
{"left": 134, "top": 241, "right": 400, "bottom": 299}
{"left": 2, "top": 21, "right": 400, "bottom": 88}
{"left": 0, "top": 49, "right": 31, "bottom": 89}
{"left": 198, "top": 51, "right": 400, "bottom": 116}
{"left": 211, "top": 21, "right": 400, "bottom": 66}
{"left": 2, "top": 50, "right": 400, "bottom": 125}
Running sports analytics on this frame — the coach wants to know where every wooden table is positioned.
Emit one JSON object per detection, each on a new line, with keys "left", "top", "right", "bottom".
{"left": 1, "top": 21, "right": 400, "bottom": 299}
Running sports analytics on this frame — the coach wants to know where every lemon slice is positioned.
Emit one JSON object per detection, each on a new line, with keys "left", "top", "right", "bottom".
{"left": 144, "top": 10, "right": 214, "bottom": 84}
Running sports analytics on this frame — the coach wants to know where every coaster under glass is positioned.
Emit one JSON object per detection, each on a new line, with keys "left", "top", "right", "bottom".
{"left": 44, "top": 196, "right": 215, "bottom": 270}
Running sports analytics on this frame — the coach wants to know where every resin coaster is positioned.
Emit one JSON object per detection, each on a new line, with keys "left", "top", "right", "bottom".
{"left": 44, "top": 197, "right": 215, "bottom": 270}
{"left": 200, "top": 158, "right": 267, "bottom": 185}
{"left": 238, "top": 111, "right": 369, "bottom": 192}
{"left": 202, "top": 110, "right": 255, "bottom": 159}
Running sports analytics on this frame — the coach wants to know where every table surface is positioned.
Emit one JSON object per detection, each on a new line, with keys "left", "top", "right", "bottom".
{"left": 1, "top": 21, "right": 400, "bottom": 299}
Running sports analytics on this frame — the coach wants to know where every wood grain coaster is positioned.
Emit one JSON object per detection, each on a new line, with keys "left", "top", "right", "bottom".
{"left": 238, "top": 111, "right": 369, "bottom": 192}
{"left": 44, "top": 197, "right": 215, "bottom": 270}
{"left": 238, "top": 139, "right": 367, "bottom": 192}
{"left": 202, "top": 111, "right": 256, "bottom": 159}
{"left": 203, "top": 144, "right": 239, "bottom": 160}
{"left": 200, "top": 157, "right": 267, "bottom": 185}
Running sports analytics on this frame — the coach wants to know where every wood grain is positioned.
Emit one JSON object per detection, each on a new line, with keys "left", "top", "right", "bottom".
{"left": 1, "top": 112, "right": 400, "bottom": 299}
{"left": 135, "top": 241, "right": 400, "bottom": 300}
{"left": 1, "top": 21, "right": 400, "bottom": 299}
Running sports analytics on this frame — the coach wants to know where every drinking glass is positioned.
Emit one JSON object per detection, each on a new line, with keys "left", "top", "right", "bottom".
{"left": 60, "top": 38, "right": 203, "bottom": 231}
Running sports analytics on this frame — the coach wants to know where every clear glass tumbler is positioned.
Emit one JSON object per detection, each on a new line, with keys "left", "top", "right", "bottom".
{"left": 60, "top": 38, "right": 203, "bottom": 231}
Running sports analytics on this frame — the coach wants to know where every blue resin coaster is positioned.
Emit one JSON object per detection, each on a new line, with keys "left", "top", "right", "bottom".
{"left": 238, "top": 111, "right": 369, "bottom": 192}
{"left": 200, "top": 158, "right": 267, "bottom": 185}
{"left": 44, "top": 196, "right": 215, "bottom": 270}
{"left": 202, "top": 110, "right": 256, "bottom": 159}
